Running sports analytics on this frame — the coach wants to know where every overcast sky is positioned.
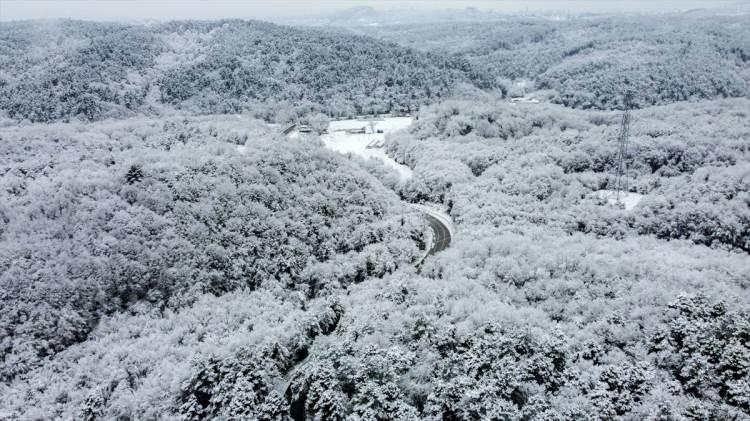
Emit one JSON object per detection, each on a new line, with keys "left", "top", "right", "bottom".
{"left": 0, "top": 0, "right": 744, "bottom": 21}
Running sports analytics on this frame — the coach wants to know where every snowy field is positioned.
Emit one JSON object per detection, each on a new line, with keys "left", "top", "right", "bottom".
{"left": 597, "top": 190, "right": 643, "bottom": 211}
{"left": 320, "top": 117, "right": 413, "bottom": 181}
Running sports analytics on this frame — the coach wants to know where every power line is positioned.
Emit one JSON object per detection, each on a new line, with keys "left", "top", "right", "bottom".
{"left": 614, "top": 93, "right": 633, "bottom": 201}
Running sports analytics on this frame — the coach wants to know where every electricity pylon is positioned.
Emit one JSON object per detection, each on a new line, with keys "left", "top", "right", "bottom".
{"left": 614, "top": 93, "right": 633, "bottom": 201}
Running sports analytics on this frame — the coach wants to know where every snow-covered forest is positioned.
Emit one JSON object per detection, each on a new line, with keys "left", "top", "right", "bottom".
{"left": 354, "top": 14, "right": 750, "bottom": 110}
{"left": 1, "top": 3, "right": 749, "bottom": 420}
{"left": 0, "top": 20, "right": 490, "bottom": 123}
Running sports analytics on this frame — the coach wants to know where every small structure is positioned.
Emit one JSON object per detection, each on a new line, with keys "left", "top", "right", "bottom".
{"left": 510, "top": 97, "right": 540, "bottom": 104}
{"left": 366, "top": 138, "right": 385, "bottom": 149}
{"left": 298, "top": 124, "right": 313, "bottom": 133}
{"left": 346, "top": 127, "right": 366, "bottom": 134}
{"left": 280, "top": 123, "right": 296, "bottom": 135}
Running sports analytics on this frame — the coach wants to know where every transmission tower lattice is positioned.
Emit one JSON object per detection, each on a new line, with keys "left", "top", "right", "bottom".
{"left": 614, "top": 95, "right": 633, "bottom": 201}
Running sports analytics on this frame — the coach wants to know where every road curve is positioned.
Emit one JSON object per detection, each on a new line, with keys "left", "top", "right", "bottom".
{"left": 411, "top": 204, "right": 454, "bottom": 265}
{"left": 420, "top": 213, "right": 452, "bottom": 264}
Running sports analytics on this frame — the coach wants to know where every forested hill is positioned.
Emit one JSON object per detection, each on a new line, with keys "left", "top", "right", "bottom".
{"left": 0, "top": 115, "right": 426, "bottom": 385}
{"left": 355, "top": 14, "right": 750, "bottom": 110}
{"left": 0, "top": 19, "right": 492, "bottom": 123}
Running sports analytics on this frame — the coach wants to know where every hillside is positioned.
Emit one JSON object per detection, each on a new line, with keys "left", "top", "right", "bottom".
{"left": 0, "top": 115, "right": 426, "bottom": 387}
{"left": 354, "top": 14, "right": 750, "bottom": 109}
{"left": 0, "top": 20, "right": 491, "bottom": 123}
{"left": 4, "top": 97, "right": 748, "bottom": 421}
{"left": 2, "top": 11, "right": 750, "bottom": 421}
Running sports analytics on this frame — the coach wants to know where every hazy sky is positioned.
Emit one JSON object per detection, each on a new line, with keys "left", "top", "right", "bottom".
{"left": 0, "top": 0, "right": 743, "bottom": 21}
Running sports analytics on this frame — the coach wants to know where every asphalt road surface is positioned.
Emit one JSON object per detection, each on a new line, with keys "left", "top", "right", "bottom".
{"left": 421, "top": 213, "right": 452, "bottom": 263}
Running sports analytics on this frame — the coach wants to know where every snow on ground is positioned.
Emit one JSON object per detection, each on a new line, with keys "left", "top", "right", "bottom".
{"left": 321, "top": 117, "right": 413, "bottom": 181}
{"left": 509, "top": 97, "right": 540, "bottom": 104}
{"left": 309, "top": 116, "right": 455, "bottom": 247}
{"left": 327, "top": 116, "right": 412, "bottom": 133}
{"left": 419, "top": 225, "right": 434, "bottom": 262}
{"left": 597, "top": 190, "right": 643, "bottom": 211}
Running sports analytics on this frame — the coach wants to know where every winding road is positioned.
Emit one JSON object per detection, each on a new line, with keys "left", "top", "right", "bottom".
{"left": 411, "top": 203, "right": 454, "bottom": 266}
{"left": 278, "top": 120, "right": 453, "bottom": 420}
{"left": 280, "top": 205, "right": 453, "bottom": 410}
{"left": 421, "top": 213, "right": 452, "bottom": 261}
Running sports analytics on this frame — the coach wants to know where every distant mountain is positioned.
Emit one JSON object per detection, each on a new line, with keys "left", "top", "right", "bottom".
{"left": 682, "top": 0, "right": 750, "bottom": 16}
{"left": 351, "top": 13, "right": 750, "bottom": 110}
{"left": 273, "top": 2, "right": 750, "bottom": 28}
{"left": 271, "top": 6, "right": 525, "bottom": 27}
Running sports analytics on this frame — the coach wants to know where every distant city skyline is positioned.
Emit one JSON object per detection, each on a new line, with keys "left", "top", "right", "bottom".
{"left": 1, "top": 0, "right": 746, "bottom": 21}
